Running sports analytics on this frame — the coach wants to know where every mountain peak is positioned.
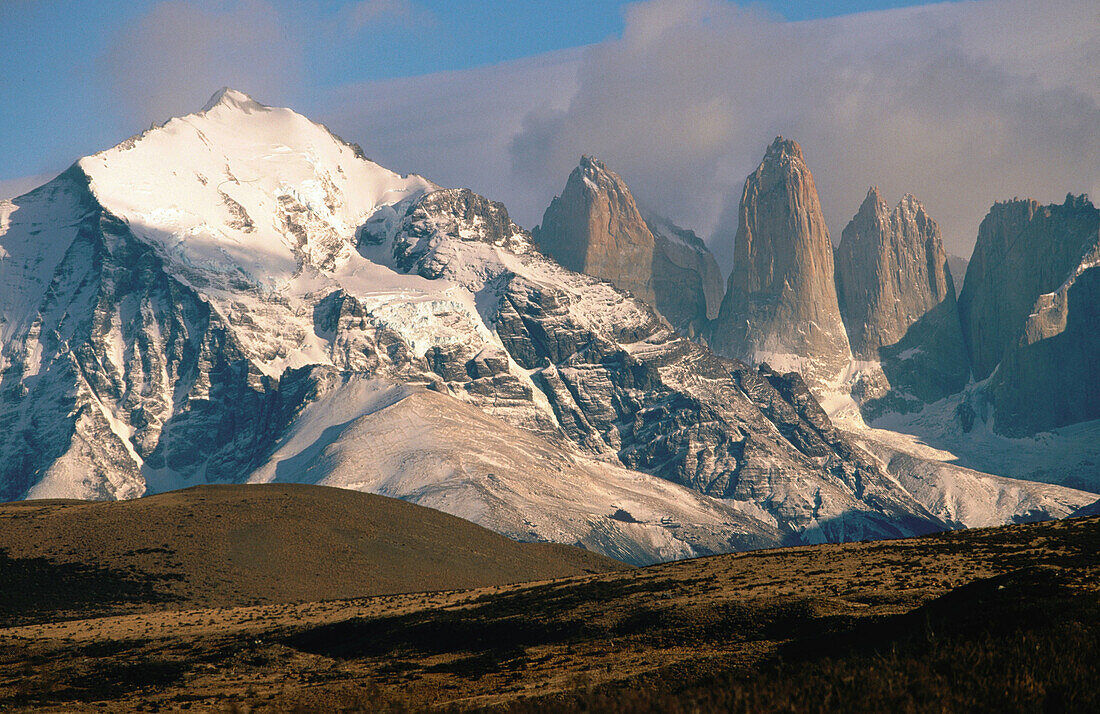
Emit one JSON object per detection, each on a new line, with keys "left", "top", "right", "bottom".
{"left": 576, "top": 155, "right": 613, "bottom": 183}
{"left": 710, "top": 135, "right": 851, "bottom": 388}
{"left": 201, "top": 87, "right": 267, "bottom": 114}
{"left": 765, "top": 136, "right": 804, "bottom": 162}
{"left": 898, "top": 192, "right": 921, "bottom": 208}
{"left": 859, "top": 186, "right": 888, "bottom": 216}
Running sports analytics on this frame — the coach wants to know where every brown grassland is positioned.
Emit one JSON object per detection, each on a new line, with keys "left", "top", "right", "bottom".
{"left": 0, "top": 485, "right": 1097, "bottom": 712}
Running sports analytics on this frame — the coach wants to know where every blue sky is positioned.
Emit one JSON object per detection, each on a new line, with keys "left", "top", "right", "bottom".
{"left": 1, "top": 0, "right": 1096, "bottom": 259}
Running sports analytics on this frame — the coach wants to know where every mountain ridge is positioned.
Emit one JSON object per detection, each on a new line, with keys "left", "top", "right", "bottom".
{"left": 533, "top": 155, "right": 722, "bottom": 336}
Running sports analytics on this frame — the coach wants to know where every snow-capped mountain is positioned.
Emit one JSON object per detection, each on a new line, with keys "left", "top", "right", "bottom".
{"left": 0, "top": 89, "right": 1092, "bottom": 564}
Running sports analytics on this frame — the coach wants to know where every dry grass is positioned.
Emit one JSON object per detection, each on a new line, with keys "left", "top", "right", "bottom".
{"left": 0, "top": 499, "right": 1097, "bottom": 712}
{"left": 0, "top": 484, "right": 625, "bottom": 625}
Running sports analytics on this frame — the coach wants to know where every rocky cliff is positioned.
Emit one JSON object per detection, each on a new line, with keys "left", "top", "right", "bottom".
{"left": 533, "top": 157, "right": 721, "bottom": 335}
{"left": 390, "top": 189, "right": 945, "bottom": 544}
{"left": 644, "top": 212, "right": 724, "bottom": 336}
{"left": 709, "top": 138, "right": 851, "bottom": 392}
{"left": 958, "top": 195, "right": 1099, "bottom": 434}
{"left": 834, "top": 188, "right": 969, "bottom": 417}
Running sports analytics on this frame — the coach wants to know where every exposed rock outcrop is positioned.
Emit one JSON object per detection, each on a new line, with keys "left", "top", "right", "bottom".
{"left": 393, "top": 192, "right": 943, "bottom": 542}
{"left": 533, "top": 157, "right": 721, "bottom": 335}
{"left": 709, "top": 138, "right": 851, "bottom": 392}
{"left": 643, "top": 213, "right": 724, "bottom": 335}
{"left": 958, "top": 194, "right": 1100, "bottom": 434}
{"left": 834, "top": 188, "right": 969, "bottom": 417}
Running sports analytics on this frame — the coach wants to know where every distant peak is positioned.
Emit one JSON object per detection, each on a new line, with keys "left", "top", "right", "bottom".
{"left": 572, "top": 155, "right": 622, "bottom": 193}
{"left": 764, "top": 136, "right": 804, "bottom": 162}
{"left": 201, "top": 87, "right": 267, "bottom": 114}
{"left": 897, "top": 193, "right": 923, "bottom": 212}
{"left": 858, "top": 186, "right": 887, "bottom": 216}
{"left": 578, "top": 155, "right": 609, "bottom": 173}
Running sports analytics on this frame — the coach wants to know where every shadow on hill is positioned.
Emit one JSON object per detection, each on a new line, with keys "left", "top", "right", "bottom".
{"left": 486, "top": 565, "right": 1100, "bottom": 714}
{"left": 0, "top": 549, "right": 178, "bottom": 626}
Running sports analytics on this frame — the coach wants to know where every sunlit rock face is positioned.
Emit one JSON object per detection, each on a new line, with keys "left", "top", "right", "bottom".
{"left": 709, "top": 137, "right": 851, "bottom": 393}
{"left": 533, "top": 156, "right": 721, "bottom": 336}
{"left": 958, "top": 194, "right": 1100, "bottom": 434}
{"left": 834, "top": 188, "right": 969, "bottom": 418}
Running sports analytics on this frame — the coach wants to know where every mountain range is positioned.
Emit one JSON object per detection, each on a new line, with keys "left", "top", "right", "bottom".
{"left": 0, "top": 89, "right": 1095, "bottom": 563}
{"left": 536, "top": 133, "right": 1100, "bottom": 490}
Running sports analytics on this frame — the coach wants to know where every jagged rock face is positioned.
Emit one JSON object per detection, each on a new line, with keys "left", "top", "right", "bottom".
{"left": 390, "top": 191, "right": 943, "bottom": 542}
{"left": 958, "top": 195, "right": 1100, "bottom": 434}
{"left": 533, "top": 157, "right": 720, "bottom": 335}
{"left": 0, "top": 169, "right": 302, "bottom": 500}
{"left": 644, "top": 213, "right": 724, "bottom": 334}
{"left": 710, "top": 138, "right": 851, "bottom": 391}
{"left": 959, "top": 195, "right": 1099, "bottom": 380}
{"left": 834, "top": 188, "right": 969, "bottom": 416}
{"left": 534, "top": 156, "right": 656, "bottom": 304}
{"left": 990, "top": 264, "right": 1100, "bottom": 434}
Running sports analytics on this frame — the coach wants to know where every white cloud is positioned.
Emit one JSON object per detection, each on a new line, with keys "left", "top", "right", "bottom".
{"left": 94, "top": 0, "right": 1100, "bottom": 267}
{"left": 319, "top": 48, "right": 582, "bottom": 219}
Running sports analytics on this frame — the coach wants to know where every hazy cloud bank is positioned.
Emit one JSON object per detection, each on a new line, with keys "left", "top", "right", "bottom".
{"left": 320, "top": 48, "right": 582, "bottom": 222}
{"left": 327, "top": 0, "right": 1099, "bottom": 263}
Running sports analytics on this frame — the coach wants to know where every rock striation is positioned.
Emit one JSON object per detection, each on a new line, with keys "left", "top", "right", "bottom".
{"left": 533, "top": 156, "right": 721, "bottom": 335}
{"left": 834, "top": 188, "right": 969, "bottom": 417}
{"left": 709, "top": 137, "right": 851, "bottom": 392}
{"left": 959, "top": 194, "right": 1100, "bottom": 434}
{"left": 391, "top": 192, "right": 943, "bottom": 544}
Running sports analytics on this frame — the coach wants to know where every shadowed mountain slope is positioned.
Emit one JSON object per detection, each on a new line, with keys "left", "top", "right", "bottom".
{"left": 834, "top": 188, "right": 969, "bottom": 418}
{"left": 958, "top": 194, "right": 1100, "bottom": 434}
